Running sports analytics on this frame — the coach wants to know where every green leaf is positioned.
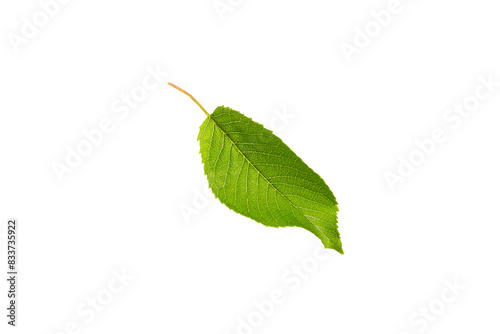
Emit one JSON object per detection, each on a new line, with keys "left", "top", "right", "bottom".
{"left": 169, "top": 83, "right": 342, "bottom": 253}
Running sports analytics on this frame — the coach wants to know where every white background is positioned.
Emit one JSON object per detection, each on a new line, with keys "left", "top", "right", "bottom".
{"left": 1, "top": 0, "right": 500, "bottom": 333}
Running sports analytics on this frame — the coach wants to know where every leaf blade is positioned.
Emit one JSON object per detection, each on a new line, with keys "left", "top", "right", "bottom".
{"left": 199, "top": 106, "right": 343, "bottom": 253}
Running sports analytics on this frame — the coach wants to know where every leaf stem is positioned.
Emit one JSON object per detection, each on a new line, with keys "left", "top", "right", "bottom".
{"left": 168, "top": 82, "right": 210, "bottom": 117}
